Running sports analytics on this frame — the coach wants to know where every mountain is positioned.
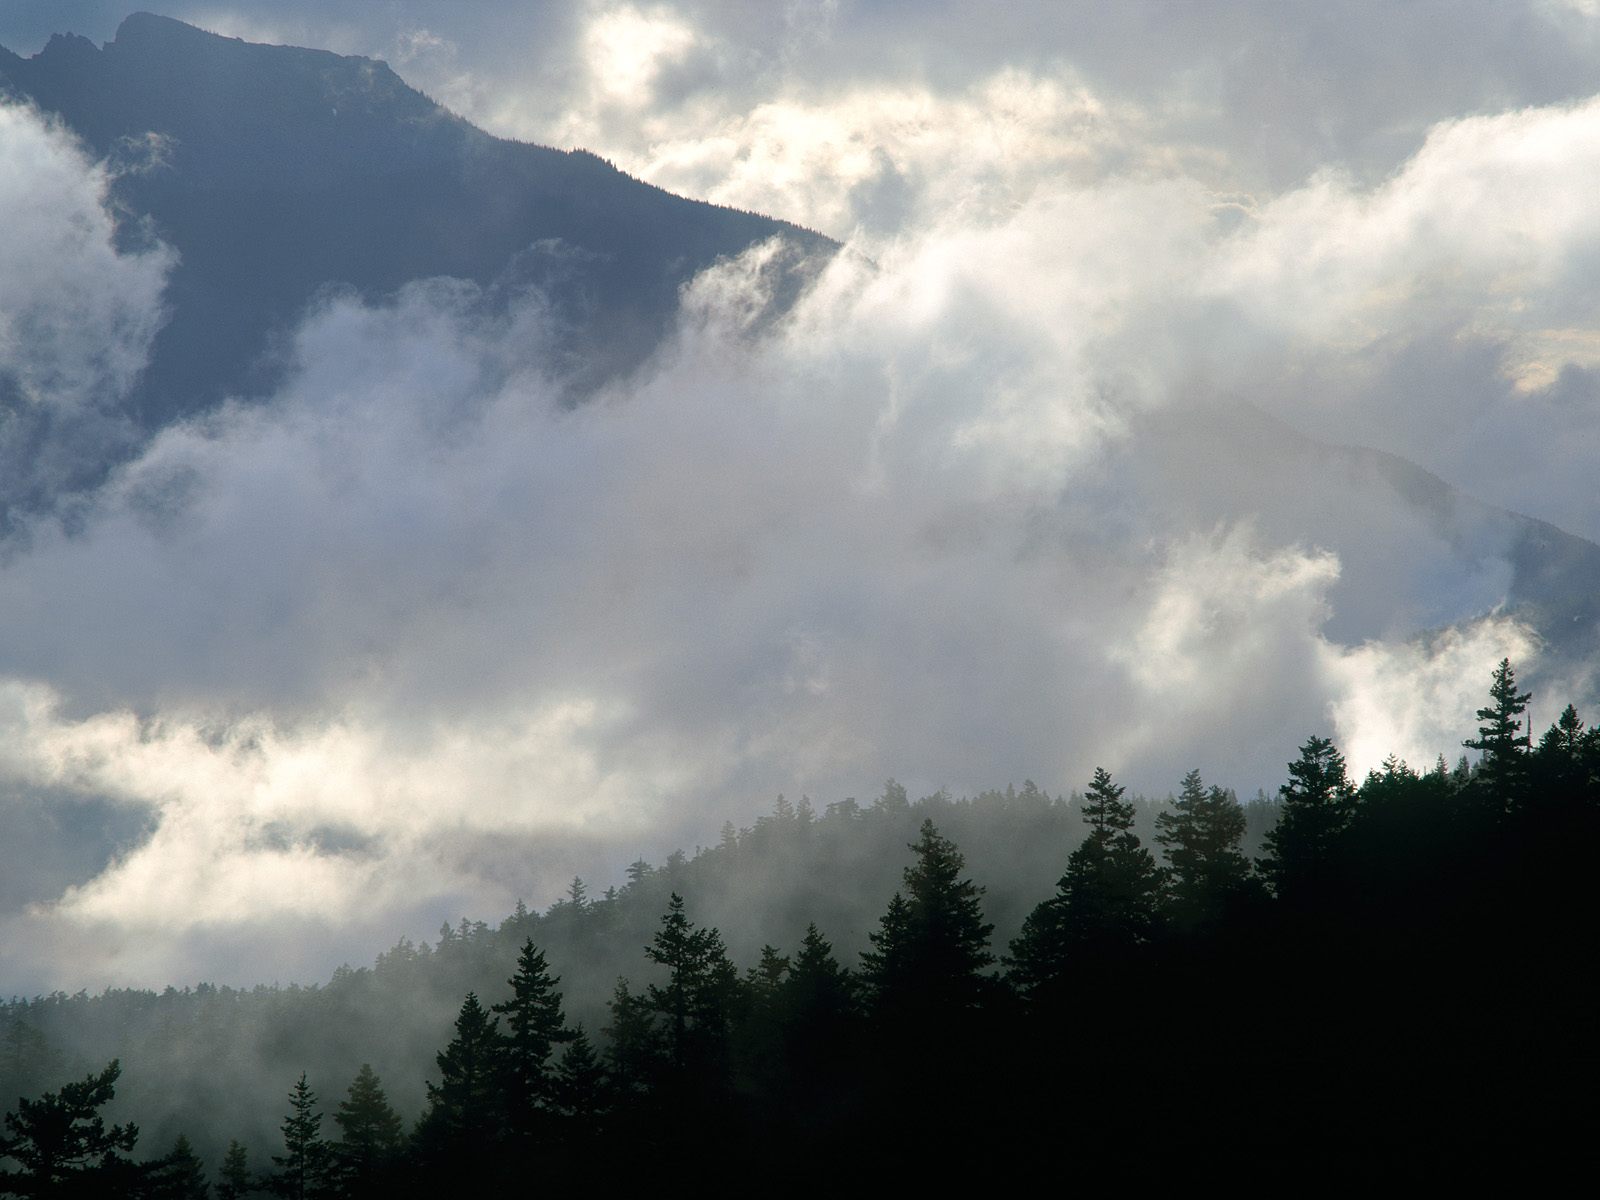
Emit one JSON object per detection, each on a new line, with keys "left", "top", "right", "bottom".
{"left": 1127, "top": 402, "right": 1600, "bottom": 670}
{"left": 0, "top": 12, "right": 834, "bottom": 431}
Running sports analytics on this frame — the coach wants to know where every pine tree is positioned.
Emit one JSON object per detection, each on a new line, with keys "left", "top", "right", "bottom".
{"left": 330, "top": 1065, "right": 403, "bottom": 1199}
{"left": 0, "top": 1060, "right": 140, "bottom": 1197}
{"left": 1464, "top": 658, "right": 1532, "bottom": 812}
{"left": 551, "top": 1027, "right": 610, "bottom": 1131}
{"left": 859, "top": 820, "right": 995, "bottom": 1021}
{"left": 1156, "top": 769, "right": 1253, "bottom": 930}
{"left": 1532, "top": 702, "right": 1597, "bottom": 809}
{"left": 776, "top": 924, "right": 857, "bottom": 1104}
{"left": 784, "top": 925, "right": 854, "bottom": 1025}
{"left": 491, "top": 940, "right": 575, "bottom": 1143}
{"left": 1259, "top": 735, "right": 1356, "bottom": 901}
{"left": 421, "top": 993, "right": 503, "bottom": 1144}
{"left": 735, "top": 946, "right": 791, "bottom": 1096}
{"left": 267, "top": 1074, "right": 331, "bottom": 1200}
{"left": 603, "top": 978, "right": 660, "bottom": 1103}
{"left": 642, "top": 894, "right": 741, "bottom": 1085}
{"left": 215, "top": 1140, "right": 254, "bottom": 1200}
{"left": 148, "top": 1133, "right": 210, "bottom": 1199}
{"left": 1009, "top": 768, "right": 1165, "bottom": 997}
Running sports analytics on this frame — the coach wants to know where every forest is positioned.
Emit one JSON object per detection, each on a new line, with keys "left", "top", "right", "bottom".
{"left": 3, "top": 658, "right": 1596, "bottom": 1191}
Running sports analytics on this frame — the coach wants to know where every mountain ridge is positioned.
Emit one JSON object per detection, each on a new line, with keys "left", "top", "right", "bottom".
{"left": 0, "top": 12, "right": 835, "bottom": 440}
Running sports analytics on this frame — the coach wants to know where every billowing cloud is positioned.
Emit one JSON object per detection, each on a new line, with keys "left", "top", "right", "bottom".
{"left": 1, "top": 3, "right": 1597, "bottom": 989}
{"left": 0, "top": 208, "right": 1552, "bottom": 987}
{"left": 0, "top": 101, "right": 172, "bottom": 507}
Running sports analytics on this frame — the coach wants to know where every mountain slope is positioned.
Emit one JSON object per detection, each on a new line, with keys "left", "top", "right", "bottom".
{"left": 1130, "top": 402, "right": 1600, "bottom": 667}
{"left": 0, "top": 12, "right": 834, "bottom": 426}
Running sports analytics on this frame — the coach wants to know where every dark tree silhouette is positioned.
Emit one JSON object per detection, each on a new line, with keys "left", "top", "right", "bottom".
{"left": 1533, "top": 702, "right": 1600, "bottom": 808}
{"left": 642, "top": 894, "right": 741, "bottom": 1087}
{"left": 1259, "top": 736, "right": 1355, "bottom": 901}
{"left": 330, "top": 1065, "right": 402, "bottom": 1198}
{"left": 491, "top": 940, "right": 575, "bottom": 1144}
{"left": 550, "top": 1027, "right": 611, "bottom": 1146}
{"left": 147, "top": 1134, "right": 209, "bottom": 1200}
{"left": 416, "top": 993, "right": 503, "bottom": 1173}
{"left": 1009, "top": 768, "right": 1164, "bottom": 997}
{"left": 0, "top": 1060, "right": 141, "bottom": 1198}
{"left": 1156, "top": 769, "right": 1255, "bottom": 930}
{"left": 214, "top": 1140, "right": 254, "bottom": 1200}
{"left": 860, "top": 819, "right": 996, "bottom": 1022}
{"left": 602, "top": 979, "right": 660, "bottom": 1099}
{"left": 772, "top": 923, "right": 858, "bottom": 1119}
{"left": 266, "top": 1074, "right": 331, "bottom": 1200}
{"left": 1464, "top": 658, "right": 1532, "bottom": 812}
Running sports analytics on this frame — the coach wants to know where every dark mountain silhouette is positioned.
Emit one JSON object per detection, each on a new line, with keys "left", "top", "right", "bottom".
{"left": 0, "top": 12, "right": 834, "bottom": 431}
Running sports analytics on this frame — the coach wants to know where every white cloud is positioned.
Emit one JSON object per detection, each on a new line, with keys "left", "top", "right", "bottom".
{"left": 0, "top": 101, "right": 171, "bottom": 414}
{"left": 1330, "top": 618, "right": 1543, "bottom": 776}
{"left": 5, "top": 2, "right": 1600, "bottom": 989}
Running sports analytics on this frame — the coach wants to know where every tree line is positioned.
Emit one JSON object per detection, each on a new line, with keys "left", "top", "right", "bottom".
{"left": 4, "top": 659, "right": 1596, "bottom": 1190}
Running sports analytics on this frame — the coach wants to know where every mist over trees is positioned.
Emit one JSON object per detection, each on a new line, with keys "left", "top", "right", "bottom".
{"left": 2, "top": 660, "right": 1594, "bottom": 1186}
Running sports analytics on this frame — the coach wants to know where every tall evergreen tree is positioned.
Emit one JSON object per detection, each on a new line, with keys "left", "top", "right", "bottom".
{"left": 1464, "top": 658, "right": 1533, "bottom": 812}
{"left": 148, "top": 1134, "right": 210, "bottom": 1200}
{"left": 419, "top": 993, "right": 503, "bottom": 1152}
{"left": 734, "top": 946, "right": 791, "bottom": 1097}
{"left": 642, "top": 894, "right": 741, "bottom": 1085}
{"left": 266, "top": 1074, "right": 331, "bottom": 1200}
{"left": 1259, "top": 735, "right": 1356, "bottom": 901}
{"left": 491, "top": 940, "right": 575, "bottom": 1142}
{"left": 330, "top": 1065, "right": 403, "bottom": 1199}
{"left": 550, "top": 1028, "right": 610, "bottom": 1134}
{"left": 1532, "top": 702, "right": 1597, "bottom": 809}
{"left": 1009, "top": 768, "right": 1164, "bottom": 996}
{"left": 775, "top": 924, "right": 858, "bottom": 1108}
{"left": 859, "top": 820, "right": 996, "bottom": 1021}
{"left": 1156, "top": 769, "right": 1254, "bottom": 931}
{"left": 214, "top": 1140, "right": 254, "bottom": 1200}
{"left": 602, "top": 979, "right": 660, "bottom": 1099}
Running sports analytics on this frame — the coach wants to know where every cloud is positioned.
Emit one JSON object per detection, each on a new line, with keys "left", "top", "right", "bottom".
{"left": 2, "top": 2, "right": 1599, "bottom": 990}
{"left": 0, "top": 202, "right": 1557, "bottom": 987}
{"left": 0, "top": 101, "right": 173, "bottom": 509}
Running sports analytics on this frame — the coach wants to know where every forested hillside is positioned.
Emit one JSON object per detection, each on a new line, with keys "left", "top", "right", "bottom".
{"left": 4, "top": 659, "right": 1595, "bottom": 1189}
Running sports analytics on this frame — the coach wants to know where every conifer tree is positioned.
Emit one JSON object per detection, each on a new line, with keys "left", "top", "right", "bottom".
{"left": 1259, "top": 735, "right": 1356, "bottom": 901}
{"left": 1464, "top": 658, "right": 1532, "bottom": 812}
{"left": 783, "top": 925, "right": 854, "bottom": 1026}
{"left": 859, "top": 820, "right": 995, "bottom": 1021}
{"left": 148, "top": 1133, "right": 210, "bottom": 1200}
{"left": 859, "top": 893, "right": 914, "bottom": 1002}
{"left": 267, "top": 1074, "right": 331, "bottom": 1200}
{"left": 491, "top": 940, "right": 575, "bottom": 1143}
{"left": 1009, "top": 769, "right": 1164, "bottom": 997}
{"left": 776, "top": 925, "right": 857, "bottom": 1102}
{"left": 735, "top": 946, "right": 791, "bottom": 1095}
{"left": 1156, "top": 769, "right": 1253, "bottom": 930}
{"left": 1532, "top": 702, "right": 1597, "bottom": 807}
{"left": 551, "top": 1027, "right": 610, "bottom": 1130}
{"left": 642, "top": 894, "right": 741, "bottom": 1083}
{"left": 0, "top": 1060, "right": 140, "bottom": 1197}
{"left": 215, "top": 1140, "right": 254, "bottom": 1200}
{"left": 602, "top": 979, "right": 660, "bottom": 1098}
{"left": 420, "top": 993, "right": 503, "bottom": 1147}
{"left": 330, "top": 1065, "right": 403, "bottom": 1198}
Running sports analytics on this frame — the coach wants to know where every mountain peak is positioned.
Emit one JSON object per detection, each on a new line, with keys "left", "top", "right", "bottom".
{"left": 113, "top": 12, "right": 234, "bottom": 48}
{"left": 35, "top": 30, "right": 99, "bottom": 62}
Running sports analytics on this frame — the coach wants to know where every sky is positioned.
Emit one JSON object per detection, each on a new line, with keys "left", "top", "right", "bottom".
{"left": 2, "top": 0, "right": 1600, "bottom": 992}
